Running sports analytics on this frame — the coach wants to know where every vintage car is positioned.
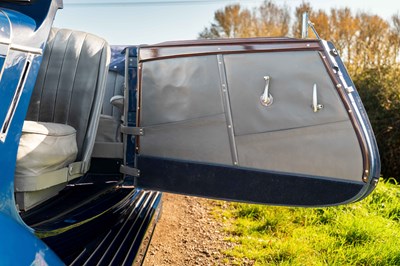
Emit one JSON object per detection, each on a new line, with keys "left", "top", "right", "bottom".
{"left": 0, "top": 0, "right": 380, "bottom": 265}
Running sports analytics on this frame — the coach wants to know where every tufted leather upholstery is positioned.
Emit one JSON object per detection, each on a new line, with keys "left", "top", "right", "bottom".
{"left": 26, "top": 28, "right": 110, "bottom": 164}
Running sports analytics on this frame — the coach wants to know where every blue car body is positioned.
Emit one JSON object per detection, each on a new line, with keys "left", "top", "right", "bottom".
{"left": 0, "top": 1, "right": 67, "bottom": 264}
{"left": 0, "top": 1, "right": 162, "bottom": 265}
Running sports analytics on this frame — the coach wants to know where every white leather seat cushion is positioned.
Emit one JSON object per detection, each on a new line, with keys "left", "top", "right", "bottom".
{"left": 16, "top": 121, "right": 78, "bottom": 177}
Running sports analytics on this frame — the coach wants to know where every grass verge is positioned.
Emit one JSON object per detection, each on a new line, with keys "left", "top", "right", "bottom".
{"left": 214, "top": 179, "right": 400, "bottom": 265}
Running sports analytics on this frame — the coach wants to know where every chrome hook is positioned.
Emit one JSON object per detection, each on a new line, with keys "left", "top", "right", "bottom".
{"left": 312, "top": 83, "right": 324, "bottom": 112}
{"left": 260, "top": 76, "right": 273, "bottom": 107}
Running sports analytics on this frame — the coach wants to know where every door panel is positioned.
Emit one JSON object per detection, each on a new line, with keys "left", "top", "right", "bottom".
{"left": 224, "top": 51, "right": 348, "bottom": 135}
{"left": 140, "top": 113, "right": 232, "bottom": 164}
{"left": 223, "top": 51, "right": 363, "bottom": 182}
{"left": 133, "top": 38, "right": 380, "bottom": 206}
{"left": 140, "top": 55, "right": 224, "bottom": 126}
{"left": 139, "top": 55, "right": 233, "bottom": 164}
{"left": 235, "top": 120, "right": 363, "bottom": 182}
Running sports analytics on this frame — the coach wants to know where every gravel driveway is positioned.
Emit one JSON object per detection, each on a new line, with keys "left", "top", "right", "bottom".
{"left": 143, "top": 193, "right": 235, "bottom": 265}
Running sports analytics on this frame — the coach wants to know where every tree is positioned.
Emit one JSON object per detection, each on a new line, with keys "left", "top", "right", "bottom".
{"left": 199, "top": 4, "right": 253, "bottom": 39}
{"left": 389, "top": 13, "right": 400, "bottom": 65}
{"left": 329, "top": 8, "right": 359, "bottom": 64}
{"left": 256, "top": 1, "right": 290, "bottom": 36}
{"left": 354, "top": 66, "right": 400, "bottom": 180}
{"left": 352, "top": 13, "right": 391, "bottom": 73}
{"left": 199, "top": 1, "right": 290, "bottom": 39}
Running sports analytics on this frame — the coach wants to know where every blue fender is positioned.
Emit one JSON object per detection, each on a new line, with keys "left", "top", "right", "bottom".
{"left": 0, "top": 213, "right": 63, "bottom": 265}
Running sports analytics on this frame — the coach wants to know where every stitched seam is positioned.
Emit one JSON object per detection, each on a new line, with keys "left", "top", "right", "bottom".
{"left": 80, "top": 40, "right": 105, "bottom": 154}
{"left": 66, "top": 33, "right": 88, "bottom": 125}
{"left": 235, "top": 119, "right": 351, "bottom": 137}
{"left": 51, "top": 30, "right": 73, "bottom": 122}
{"left": 142, "top": 112, "right": 226, "bottom": 128}
{"left": 66, "top": 33, "right": 88, "bottom": 160}
{"left": 38, "top": 30, "right": 58, "bottom": 121}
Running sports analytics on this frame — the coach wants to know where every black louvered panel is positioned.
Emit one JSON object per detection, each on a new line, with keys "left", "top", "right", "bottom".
{"left": 109, "top": 192, "right": 161, "bottom": 265}
{"left": 122, "top": 192, "right": 162, "bottom": 266}
{"left": 70, "top": 191, "right": 162, "bottom": 266}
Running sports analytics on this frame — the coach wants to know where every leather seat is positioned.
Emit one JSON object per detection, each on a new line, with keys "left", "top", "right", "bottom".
{"left": 15, "top": 28, "right": 110, "bottom": 210}
{"left": 103, "top": 71, "right": 125, "bottom": 125}
{"left": 92, "top": 70, "right": 125, "bottom": 158}
{"left": 16, "top": 121, "right": 78, "bottom": 178}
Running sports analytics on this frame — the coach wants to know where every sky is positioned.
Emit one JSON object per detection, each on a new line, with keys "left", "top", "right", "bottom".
{"left": 54, "top": 0, "right": 400, "bottom": 45}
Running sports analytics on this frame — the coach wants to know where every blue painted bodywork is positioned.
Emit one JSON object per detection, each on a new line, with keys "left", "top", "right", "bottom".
{"left": 0, "top": 1, "right": 64, "bottom": 264}
{"left": 0, "top": 8, "right": 34, "bottom": 222}
{"left": 0, "top": 0, "right": 59, "bottom": 220}
{"left": 0, "top": 212, "right": 63, "bottom": 265}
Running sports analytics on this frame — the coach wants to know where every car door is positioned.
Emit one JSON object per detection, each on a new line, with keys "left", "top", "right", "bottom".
{"left": 124, "top": 38, "right": 380, "bottom": 207}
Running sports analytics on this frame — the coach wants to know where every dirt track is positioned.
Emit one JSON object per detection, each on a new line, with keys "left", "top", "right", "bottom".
{"left": 143, "top": 193, "right": 235, "bottom": 266}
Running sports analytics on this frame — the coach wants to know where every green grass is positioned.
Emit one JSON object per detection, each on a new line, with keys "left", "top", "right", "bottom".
{"left": 214, "top": 179, "right": 400, "bottom": 265}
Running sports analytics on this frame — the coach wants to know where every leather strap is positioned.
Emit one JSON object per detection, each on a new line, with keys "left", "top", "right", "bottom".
{"left": 120, "top": 165, "right": 141, "bottom": 177}
{"left": 121, "top": 125, "right": 144, "bottom": 136}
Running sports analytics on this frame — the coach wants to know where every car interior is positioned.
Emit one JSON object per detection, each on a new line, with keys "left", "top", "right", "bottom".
{"left": 14, "top": 27, "right": 125, "bottom": 211}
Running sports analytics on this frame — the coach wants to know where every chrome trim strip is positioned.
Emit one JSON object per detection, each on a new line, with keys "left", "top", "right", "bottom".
{"left": 0, "top": 54, "right": 33, "bottom": 142}
{"left": 0, "top": 38, "right": 11, "bottom": 45}
{"left": 217, "top": 54, "right": 239, "bottom": 166}
{"left": 321, "top": 40, "right": 376, "bottom": 198}
{"left": 10, "top": 44, "right": 42, "bottom": 55}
